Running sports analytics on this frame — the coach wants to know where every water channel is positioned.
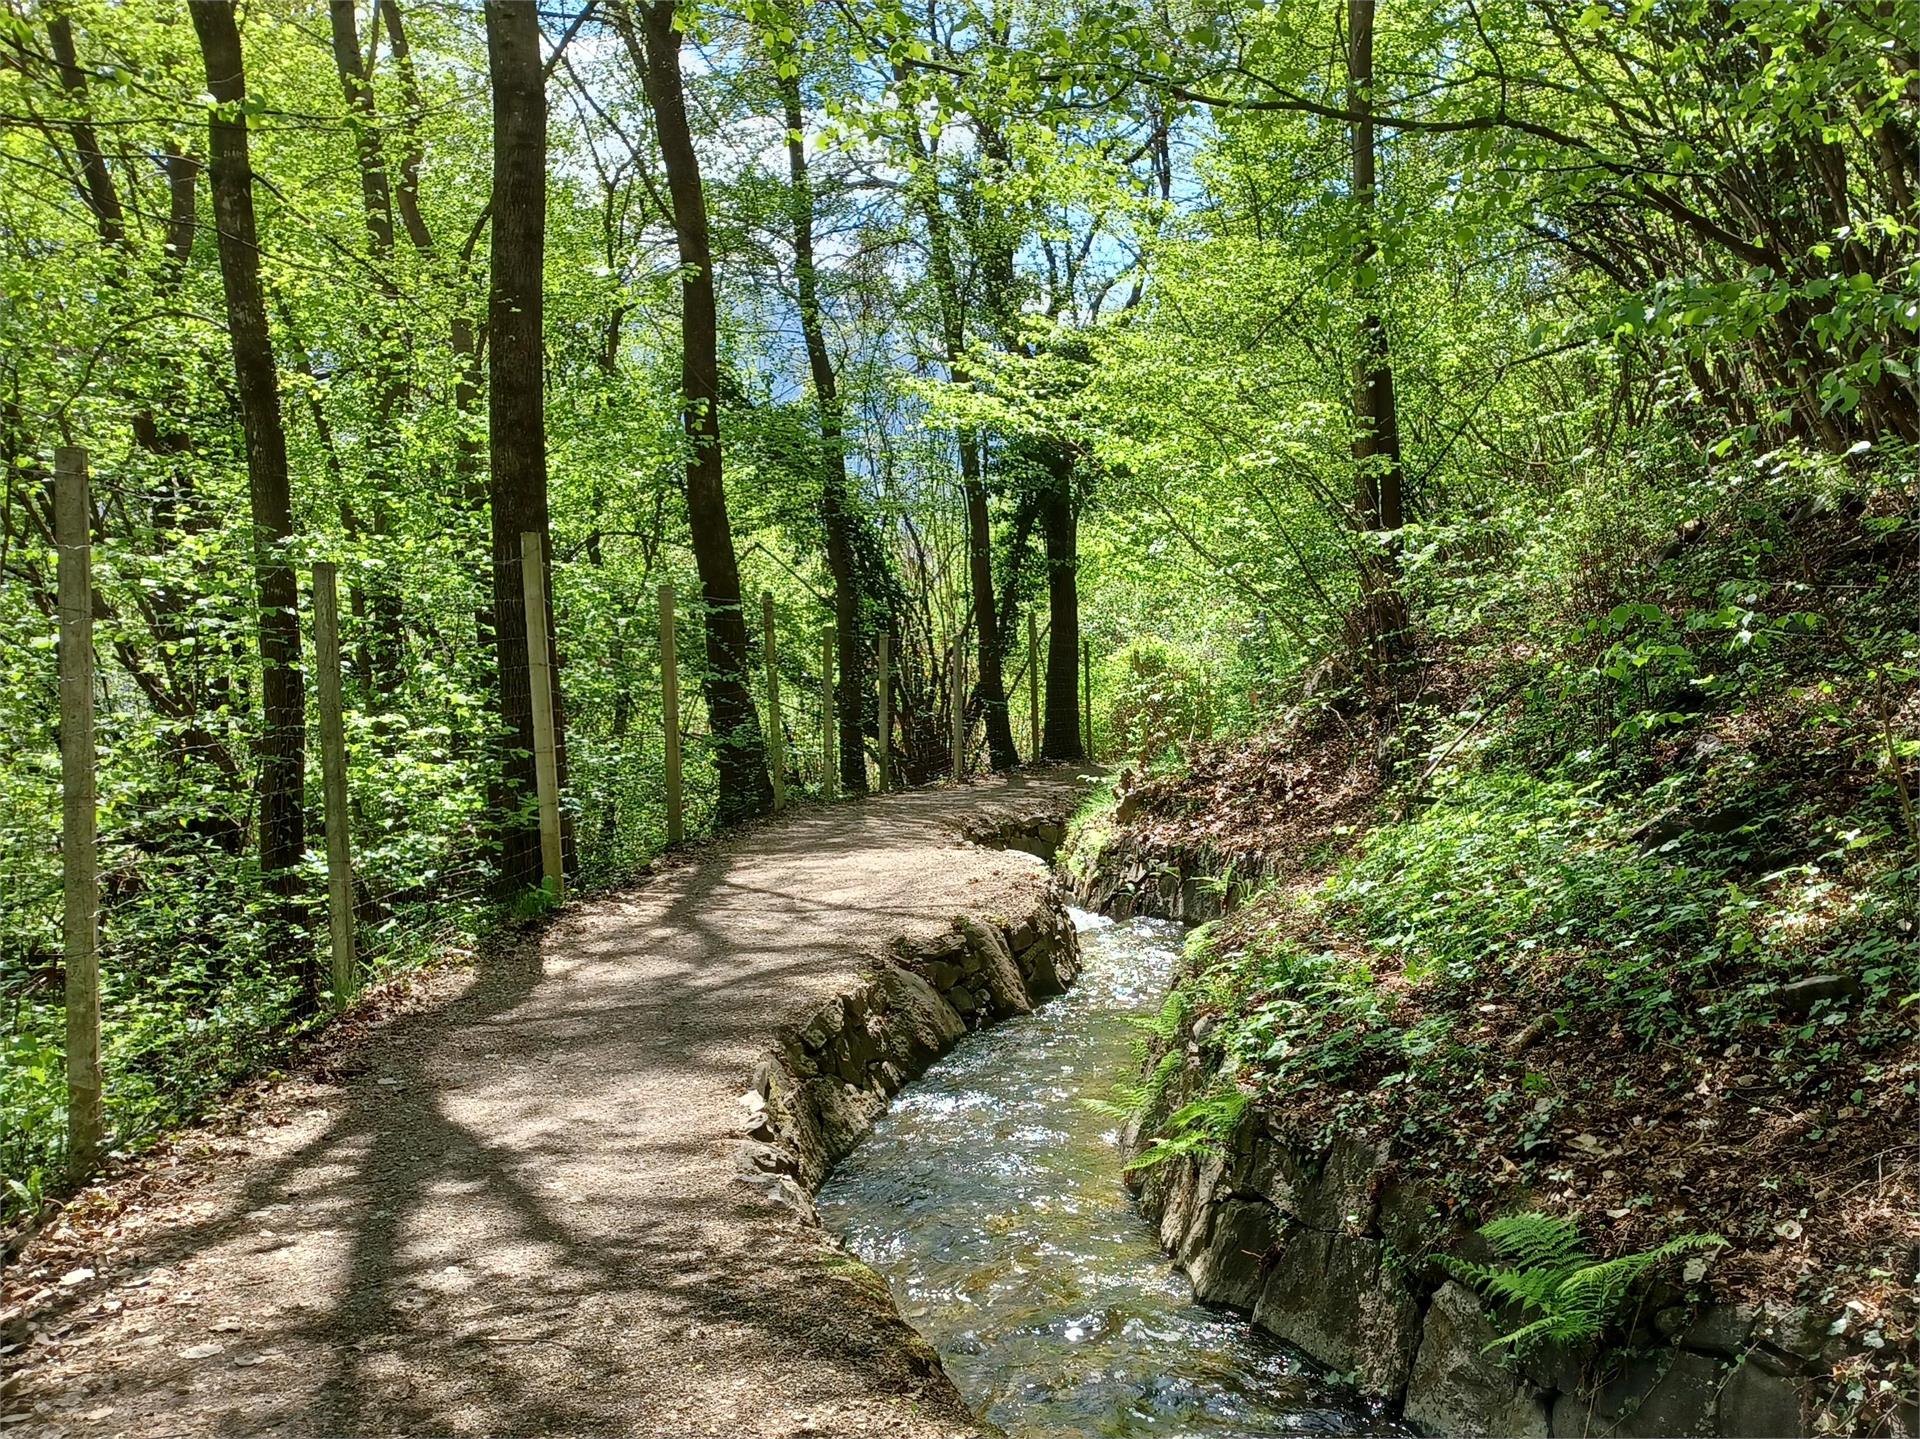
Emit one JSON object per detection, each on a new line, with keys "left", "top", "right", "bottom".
{"left": 819, "top": 909, "right": 1391, "bottom": 1437}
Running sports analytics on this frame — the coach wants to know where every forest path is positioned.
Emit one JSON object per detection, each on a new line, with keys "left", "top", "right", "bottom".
{"left": 10, "top": 772, "right": 1090, "bottom": 1439}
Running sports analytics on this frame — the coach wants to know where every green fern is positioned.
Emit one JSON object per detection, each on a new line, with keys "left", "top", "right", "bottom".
{"left": 1132, "top": 988, "right": 1190, "bottom": 1043}
{"left": 1081, "top": 1048, "right": 1180, "bottom": 1122}
{"left": 1446, "top": 1211, "right": 1726, "bottom": 1355}
{"left": 1084, "top": 989, "right": 1193, "bottom": 1122}
{"left": 1125, "top": 1086, "right": 1250, "bottom": 1174}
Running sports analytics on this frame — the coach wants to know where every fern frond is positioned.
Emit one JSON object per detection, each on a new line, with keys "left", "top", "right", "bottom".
{"left": 1479, "top": 1212, "right": 1591, "bottom": 1274}
{"left": 1090, "top": 1049, "right": 1182, "bottom": 1128}
{"left": 1161, "top": 1087, "right": 1250, "bottom": 1135}
{"left": 1126, "top": 1126, "right": 1222, "bottom": 1173}
{"left": 1123, "top": 1086, "right": 1250, "bottom": 1174}
{"left": 1470, "top": 1264, "right": 1571, "bottom": 1314}
{"left": 1448, "top": 1212, "right": 1725, "bottom": 1358}
{"left": 1129, "top": 989, "right": 1190, "bottom": 1043}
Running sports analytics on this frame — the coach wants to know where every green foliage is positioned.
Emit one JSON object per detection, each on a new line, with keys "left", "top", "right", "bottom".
{"left": 1126, "top": 1085, "right": 1250, "bottom": 1175}
{"left": 1447, "top": 1212, "right": 1726, "bottom": 1356}
{"left": 1326, "top": 740, "right": 1917, "bottom": 1051}
{"left": 1083, "top": 987, "right": 1187, "bottom": 1123}
{"left": 1106, "top": 637, "right": 1213, "bottom": 768}
{"left": 1338, "top": 769, "right": 1708, "bottom": 988}
{"left": 1135, "top": 985, "right": 1190, "bottom": 1045}
{"left": 1083, "top": 1048, "right": 1181, "bottom": 1126}
{"left": 2, "top": 0, "right": 1913, "bottom": 1271}
{"left": 1060, "top": 776, "right": 1119, "bottom": 883}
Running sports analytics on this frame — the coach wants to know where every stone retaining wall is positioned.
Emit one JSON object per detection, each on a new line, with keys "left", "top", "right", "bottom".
{"left": 730, "top": 884, "right": 1081, "bottom": 1224}
{"left": 1131, "top": 1094, "right": 1833, "bottom": 1437}
{"left": 1073, "top": 836, "right": 1276, "bottom": 923}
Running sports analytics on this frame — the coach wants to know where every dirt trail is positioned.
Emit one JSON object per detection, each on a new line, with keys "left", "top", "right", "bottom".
{"left": 7, "top": 774, "right": 1089, "bottom": 1438}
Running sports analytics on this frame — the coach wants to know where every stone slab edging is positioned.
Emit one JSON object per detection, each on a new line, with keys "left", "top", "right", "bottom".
{"left": 706, "top": 804, "right": 1082, "bottom": 1439}
{"left": 1133, "top": 1112, "right": 1830, "bottom": 1437}
{"left": 730, "top": 890, "right": 1081, "bottom": 1223}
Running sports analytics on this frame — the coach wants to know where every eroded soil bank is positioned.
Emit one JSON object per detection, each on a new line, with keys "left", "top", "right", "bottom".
{"left": 1074, "top": 820, "right": 1914, "bottom": 1439}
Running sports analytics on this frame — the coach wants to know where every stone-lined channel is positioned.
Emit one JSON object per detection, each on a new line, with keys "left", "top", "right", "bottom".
{"left": 819, "top": 909, "right": 1391, "bottom": 1437}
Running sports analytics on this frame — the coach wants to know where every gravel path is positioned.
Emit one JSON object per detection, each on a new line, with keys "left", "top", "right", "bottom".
{"left": 6, "top": 773, "right": 1090, "bottom": 1438}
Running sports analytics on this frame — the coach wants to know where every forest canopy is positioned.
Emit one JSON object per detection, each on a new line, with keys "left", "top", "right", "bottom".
{"left": 1, "top": 0, "right": 1914, "bottom": 1227}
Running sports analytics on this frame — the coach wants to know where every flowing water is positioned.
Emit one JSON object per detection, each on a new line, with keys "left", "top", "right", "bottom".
{"left": 819, "top": 910, "right": 1389, "bottom": 1438}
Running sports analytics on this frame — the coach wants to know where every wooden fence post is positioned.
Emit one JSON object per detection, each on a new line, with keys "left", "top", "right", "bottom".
{"left": 762, "top": 592, "right": 785, "bottom": 811}
{"left": 660, "top": 583, "right": 683, "bottom": 843}
{"left": 311, "top": 563, "right": 357, "bottom": 1007}
{"left": 1027, "top": 611, "right": 1041, "bottom": 762}
{"left": 819, "top": 628, "right": 836, "bottom": 801}
{"left": 520, "top": 533, "right": 563, "bottom": 899}
{"left": 1083, "top": 638, "right": 1094, "bottom": 761}
{"left": 877, "top": 633, "right": 892, "bottom": 793}
{"left": 950, "top": 632, "right": 965, "bottom": 783}
{"left": 56, "top": 446, "right": 101, "bottom": 1184}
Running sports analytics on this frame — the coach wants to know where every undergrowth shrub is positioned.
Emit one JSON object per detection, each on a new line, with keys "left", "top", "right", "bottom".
{"left": 1060, "top": 776, "right": 1118, "bottom": 884}
{"left": 1107, "top": 637, "right": 1213, "bottom": 768}
{"left": 1324, "top": 765, "right": 1913, "bottom": 1047}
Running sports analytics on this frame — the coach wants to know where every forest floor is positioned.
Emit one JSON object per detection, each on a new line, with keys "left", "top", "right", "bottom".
{"left": 3, "top": 772, "right": 1090, "bottom": 1439}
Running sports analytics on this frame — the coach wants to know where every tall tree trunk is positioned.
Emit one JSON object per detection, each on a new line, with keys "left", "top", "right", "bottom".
{"left": 51, "top": 14, "right": 227, "bottom": 812}
{"left": 778, "top": 58, "right": 865, "bottom": 794}
{"left": 900, "top": 110, "right": 1019, "bottom": 770}
{"left": 45, "top": 15, "right": 124, "bottom": 248}
{"left": 627, "top": 1, "right": 770, "bottom": 824}
{"left": 325, "top": 0, "right": 406, "bottom": 694}
{"left": 381, "top": 0, "right": 487, "bottom": 500}
{"left": 1040, "top": 447, "right": 1083, "bottom": 762}
{"left": 960, "top": 440, "right": 1017, "bottom": 768}
{"left": 482, "top": 0, "right": 564, "bottom": 890}
{"left": 1349, "top": 0, "right": 1403, "bottom": 538}
{"left": 1348, "top": 0, "right": 1408, "bottom": 674}
{"left": 188, "top": 0, "right": 310, "bottom": 996}
{"left": 326, "top": 0, "right": 395, "bottom": 257}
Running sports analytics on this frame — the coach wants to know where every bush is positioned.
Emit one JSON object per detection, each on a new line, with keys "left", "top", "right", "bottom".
{"left": 1106, "top": 637, "right": 1213, "bottom": 768}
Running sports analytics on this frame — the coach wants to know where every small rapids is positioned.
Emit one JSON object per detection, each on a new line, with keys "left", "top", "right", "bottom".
{"left": 818, "top": 910, "right": 1386, "bottom": 1437}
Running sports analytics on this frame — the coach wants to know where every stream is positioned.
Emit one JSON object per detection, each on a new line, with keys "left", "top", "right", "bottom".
{"left": 819, "top": 909, "right": 1389, "bottom": 1437}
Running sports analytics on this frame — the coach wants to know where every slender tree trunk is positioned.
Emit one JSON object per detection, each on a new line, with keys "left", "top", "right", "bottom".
{"left": 381, "top": 0, "right": 488, "bottom": 499}
{"left": 961, "top": 440, "right": 1017, "bottom": 767}
{"left": 628, "top": 1, "right": 770, "bottom": 824}
{"left": 326, "top": 0, "right": 406, "bottom": 694}
{"left": 1348, "top": 0, "right": 1409, "bottom": 675}
{"left": 1349, "top": 0, "right": 1403, "bottom": 538}
{"left": 1040, "top": 448, "right": 1083, "bottom": 761}
{"left": 46, "top": 15, "right": 124, "bottom": 247}
{"left": 188, "top": 0, "right": 310, "bottom": 997}
{"left": 483, "top": 0, "right": 564, "bottom": 891}
{"left": 51, "top": 19, "right": 226, "bottom": 805}
{"left": 326, "top": 0, "right": 395, "bottom": 257}
{"left": 901, "top": 112, "right": 1018, "bottom": 769}
{"left": 778, "top": 59, "right": 866, "bottom": 793}
{"left": 964, "top": 119, "right": 1030, "bottom": 771}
